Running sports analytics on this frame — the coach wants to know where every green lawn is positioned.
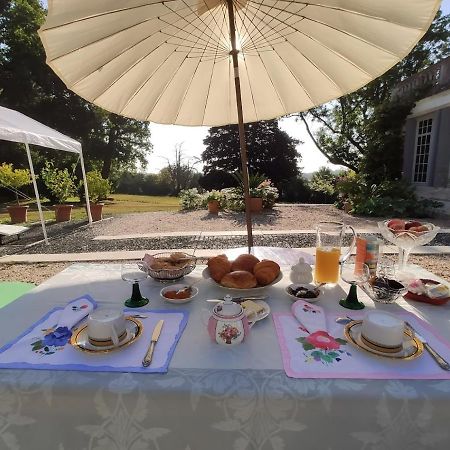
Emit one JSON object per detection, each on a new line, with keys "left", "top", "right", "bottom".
{"left": 0, "top": 194, "right": 180, "bottom": 224}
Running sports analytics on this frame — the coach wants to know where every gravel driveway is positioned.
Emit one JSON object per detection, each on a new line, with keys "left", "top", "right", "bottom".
{"left": 0, "top": 204, "right": 448, "bottom": 284}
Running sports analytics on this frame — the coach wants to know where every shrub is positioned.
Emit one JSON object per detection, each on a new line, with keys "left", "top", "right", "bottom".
{"left": 179, "top": 188, "right": 203, "bottom": 210}
{"left": 85, "top": 170, "right": 111, "bottom": 203}
{"left": 0, "top": 163, "right": 32, "bottom": 204}
{"left": 335, "top": 173, "right": 442, "bottom": 217}
{"left": 41, "top": 162, "right": 77, "bottom": 204}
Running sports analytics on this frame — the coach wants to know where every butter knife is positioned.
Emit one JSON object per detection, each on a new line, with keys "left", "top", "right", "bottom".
{"left": 405, "top": 321, "right": 450, "bottom": 371}
{"left": 142, "top": 319, "right": 164, "bottom": 367}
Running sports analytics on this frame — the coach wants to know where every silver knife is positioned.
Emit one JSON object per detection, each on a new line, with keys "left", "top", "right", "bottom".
{"left": 405, "top": 321, "right": 450, "bottom": 371}
{"left": 142, "top": 319, "right": 164, "bottom": 367}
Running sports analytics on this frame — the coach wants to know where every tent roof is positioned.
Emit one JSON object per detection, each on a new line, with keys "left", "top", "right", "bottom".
{"left": 0, "top": 106, "right": 81, "bottom": 153}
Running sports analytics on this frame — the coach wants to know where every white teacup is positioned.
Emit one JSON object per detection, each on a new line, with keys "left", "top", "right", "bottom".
{"left": 87, "top": 309, "right": 127, "bottom": 347}
{"left": 361, "top": 311, "right": 405, "bottom": 353}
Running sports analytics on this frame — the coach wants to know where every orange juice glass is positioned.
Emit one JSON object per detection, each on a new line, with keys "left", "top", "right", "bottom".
{"left": 314, "top": 222, "right": 357, "bottom": 285}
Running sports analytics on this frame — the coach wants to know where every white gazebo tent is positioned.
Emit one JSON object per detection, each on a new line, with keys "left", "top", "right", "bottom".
{"left": 0, "top": 106, "right": 92, "bottom": 244}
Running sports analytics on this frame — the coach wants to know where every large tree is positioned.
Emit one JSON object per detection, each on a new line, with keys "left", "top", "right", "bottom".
{"left": 297, "top": 10, "right": 450, "bottom": 174}
{"left": 0, "top": 0, "right": 152, "bottom": 177}
{"left": 202, "top": 120, "right": 300, "bottom": 188}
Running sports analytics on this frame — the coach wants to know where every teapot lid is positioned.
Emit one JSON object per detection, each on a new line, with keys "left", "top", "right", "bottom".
{"left": 213, "top": 295, "right": 243, "bottom": 318}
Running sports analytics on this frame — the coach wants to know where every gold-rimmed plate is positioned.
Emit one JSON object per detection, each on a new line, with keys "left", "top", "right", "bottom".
{"left": 344, "top": 320, "right": 423, "bottom": 360}
{"left": 70, "top": 317, "right": 143, "bottom": 353}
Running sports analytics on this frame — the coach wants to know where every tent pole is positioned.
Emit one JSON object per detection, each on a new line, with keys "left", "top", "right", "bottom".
{"left": 25, "top": 142, "right": 48, "bottom": 244}
{"left": 227, "top": 0, "right": 253, "bottom": 253}
{"left": 79, "top": 150, "right": 92, "bottom": 224}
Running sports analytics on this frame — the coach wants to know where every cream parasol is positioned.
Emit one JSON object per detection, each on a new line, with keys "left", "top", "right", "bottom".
{"left": 39, "top": 0, "right": 441, "bottom": 250}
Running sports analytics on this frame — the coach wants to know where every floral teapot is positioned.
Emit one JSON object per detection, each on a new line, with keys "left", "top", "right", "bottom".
{"left": 207, "top": 295, "right": 250, "bottom": 345}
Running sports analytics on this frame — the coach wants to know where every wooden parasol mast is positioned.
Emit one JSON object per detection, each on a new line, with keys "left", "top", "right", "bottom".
{"left": 227, "top": 0, "right": 253, "bottom": 252}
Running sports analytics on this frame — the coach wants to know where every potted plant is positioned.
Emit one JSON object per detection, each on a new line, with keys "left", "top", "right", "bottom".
{"left": 85, "top": 170, "right": 111, "bottom": 221}
{"left": 204, "top": 190, "right": 223, "bottom": 214}
{"left": 0, "top": 163, "right": 32, "bottom": 223}
{"left": 41, "top": 162, "right": 77, "bottom": 222}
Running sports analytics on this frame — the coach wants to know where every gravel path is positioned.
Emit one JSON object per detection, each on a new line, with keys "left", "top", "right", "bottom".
{"left": 0, "top": 204, "right": 448, "bottom": 284}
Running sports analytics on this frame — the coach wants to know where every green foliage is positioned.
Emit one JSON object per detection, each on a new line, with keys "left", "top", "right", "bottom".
{"left": 41, "top": 162, "right": 77, "bottom": 204}
{"left": 335, "top": 173, "right": 442, "bottom": 217}
{"left": 204, "top": 190, "right": 224, "bottom": 204}
{"left": 298, "top": 10, "right": 449, "bottom": 172}
{"left": 203, "top": 120, "right": 300, "bottom": 188}
{"left": 0, "top": 163, "right": 32, "bottom": 204}
{"left": 179, "top": 188, "right": 203, "bottom": 210}
{"left": 309, "top": 167, "right": 339, "bottom": 201}
{"left": 85, "top": 171, "right": 111, "bottom": 203}
{"left": 0, "top": 1, "right": 152, "bottom": 176}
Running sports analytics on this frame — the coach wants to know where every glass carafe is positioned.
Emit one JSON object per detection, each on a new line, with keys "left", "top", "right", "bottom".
{"left": 314, "top": 222, "right": 357, "bottom": 284}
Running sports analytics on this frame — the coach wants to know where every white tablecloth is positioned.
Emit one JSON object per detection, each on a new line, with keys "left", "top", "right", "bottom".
{"left": 1, "top": 260, "right": 450, "bottom": 450}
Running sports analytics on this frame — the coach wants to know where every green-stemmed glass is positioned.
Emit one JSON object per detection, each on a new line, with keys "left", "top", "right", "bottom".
{"left": 121, "top": 262, "right": 149, "bottom": 308}
{"left": 339, "top": 258, "right": 369, "bottom": 310}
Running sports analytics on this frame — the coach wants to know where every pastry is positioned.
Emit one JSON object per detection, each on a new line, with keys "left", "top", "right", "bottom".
{"left": 220, "top": 271, "right": 257, "bottom": 289}
{"left": 207, "top": 254, "right": 232, "bottom": 282}
{"left": 231, "top": 254, "right": 260, "bottom": 272}
{"left": 253, "top": 260, "right": 280, "bottom": 285}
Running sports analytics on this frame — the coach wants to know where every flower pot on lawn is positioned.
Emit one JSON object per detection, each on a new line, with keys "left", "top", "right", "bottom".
{"left": 249, "top": 197, "right": 263, "bottom": 213}
{"left": 7, "top": 205, "right": 29, "bottom": 224}
{"left": 54, "top": 204, "right": 73, "bottom": 222}
{"left": 207, "top": 200, "right": 220, "bottom": 214}
{"left": 86, "top": 202, "right": 104, "bottom": 221}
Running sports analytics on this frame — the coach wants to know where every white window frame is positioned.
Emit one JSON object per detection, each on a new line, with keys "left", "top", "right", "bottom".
{"left": 412, "top": 115, "right": 434, "bottom": 184}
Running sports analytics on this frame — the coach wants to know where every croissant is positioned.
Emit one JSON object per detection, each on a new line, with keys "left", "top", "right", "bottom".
{"left": 207, "top": 254, "right": 232, "bottom": 282}
{"left": 253, "top": 260, "right": 280, "bottom": 286}
{"left": 231, "top": 254, "right": 260, "bottom": 273}
{"left": 220, "top": 271, "right": 257, "bottom": 289}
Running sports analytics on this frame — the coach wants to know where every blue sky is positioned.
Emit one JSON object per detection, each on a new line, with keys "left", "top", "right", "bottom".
{"left": 38, "top": 1, "right": 450, "bottom": 173}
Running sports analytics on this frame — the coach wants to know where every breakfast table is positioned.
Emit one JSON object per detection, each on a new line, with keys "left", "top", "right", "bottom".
{"left": 0, "top": 248, "right": 450, "bottom": 450}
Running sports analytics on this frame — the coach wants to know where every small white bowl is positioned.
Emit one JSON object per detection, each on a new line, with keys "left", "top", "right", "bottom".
{"left": 285, "top": 283, "right": 321, "bottom": 303}
{"left": 160, "top": 284, "right": 199, "bottom": 304}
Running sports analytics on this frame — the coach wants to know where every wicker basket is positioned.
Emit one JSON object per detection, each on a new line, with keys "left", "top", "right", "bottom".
{"left": 144, "top": 252, "right": 197, "bottom": 281}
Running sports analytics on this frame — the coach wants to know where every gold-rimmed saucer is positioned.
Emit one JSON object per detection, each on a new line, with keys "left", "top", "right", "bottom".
{"left": 71, "top": 317, "right": 143, "bottom": 353}
{"left": 344, "top": 320, "right": 423, "bottom": 360}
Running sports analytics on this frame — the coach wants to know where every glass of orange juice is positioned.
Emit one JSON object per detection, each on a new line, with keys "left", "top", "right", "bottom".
{"left": 314, "top": 222, "right": 356, "bottom": 285}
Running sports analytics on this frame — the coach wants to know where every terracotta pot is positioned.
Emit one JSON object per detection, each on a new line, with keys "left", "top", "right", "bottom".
{"left": 249, "top": 197, "right": 263, "bottom": 213}
{"left": 54, "top": 204, "right": 73, "bottom": 222}
{"left": 207, "top": 200, "right": 220, "bottom": 214}
{"left": 7, "top": 205, "right": 29, "bottom": 224}
{"left": 86, "top": 202, "right": 104, "bottom": 221}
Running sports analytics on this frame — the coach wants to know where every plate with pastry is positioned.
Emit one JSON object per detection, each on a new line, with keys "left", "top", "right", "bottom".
{"left": 203, "top": 253, "right": 283, "bottom": 291}
{"left": 241, "top": 300, "right": 271, "bottom": 324}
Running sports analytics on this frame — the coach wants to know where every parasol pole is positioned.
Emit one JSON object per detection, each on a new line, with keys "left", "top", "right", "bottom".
{"left": 227, "top": 0, "right": 253, "bottom": 253}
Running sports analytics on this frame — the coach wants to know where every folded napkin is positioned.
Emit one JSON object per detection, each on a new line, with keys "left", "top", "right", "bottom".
{"left": 31, "top": 296, "right": 96, "bottom": 351}
{"left": 291, "top": 299, "right": 327, "bottom": 333}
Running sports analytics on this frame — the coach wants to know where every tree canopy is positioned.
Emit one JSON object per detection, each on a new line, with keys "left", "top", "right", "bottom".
{"left": 202, "top": 120, "right": 300, "bottom": 188}
{"left": 0, "top": 0, "right": 152, "bottom": 178}
{"left": 297, "top": 10, "right": 450, "bottom": 175}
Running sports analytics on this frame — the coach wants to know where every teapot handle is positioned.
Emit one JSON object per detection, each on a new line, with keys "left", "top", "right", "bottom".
{"left": 341, "top": 225, "right": 357, "bottom": 263}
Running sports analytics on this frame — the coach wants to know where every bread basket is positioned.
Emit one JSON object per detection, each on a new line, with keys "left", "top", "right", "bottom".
{"left": 143, "top": 252, "right": 197, "bottom": 281}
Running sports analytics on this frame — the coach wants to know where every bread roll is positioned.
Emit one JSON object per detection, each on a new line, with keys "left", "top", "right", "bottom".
{"left": 220, "top": 271, "right": 257, "bottom": 289}
{"left": 207, "top": 254, "right": 232, "bottom": 282}
{"left": 231, "top": 254, "right": 260, "bottom": 273}
{"left": 253, "top": 260, "right": 280, "bottom": 286}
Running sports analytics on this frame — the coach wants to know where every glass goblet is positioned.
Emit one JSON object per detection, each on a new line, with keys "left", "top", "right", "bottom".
{"left": 339, "top": 258, "right": 370, "bottom": 310}
{"left": 121, "top": 262, "right": 149, "bottom": 308}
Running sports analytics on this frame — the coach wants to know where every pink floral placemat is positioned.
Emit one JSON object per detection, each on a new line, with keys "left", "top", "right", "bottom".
{"left": 272, "top": 310, "right": 450, "bottom": 379}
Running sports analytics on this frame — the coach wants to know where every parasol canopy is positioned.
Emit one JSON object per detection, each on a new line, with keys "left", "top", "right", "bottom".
{"left": 39, "top": 0, "right": 440, "bottom": 248}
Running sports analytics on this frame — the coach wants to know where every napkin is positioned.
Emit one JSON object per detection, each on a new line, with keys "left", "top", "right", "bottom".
{"left": 291, "top": 299, "right": 327, "bottom": 333}
{"left": 44, "top": 296, "right": 96, "bottom": 344}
